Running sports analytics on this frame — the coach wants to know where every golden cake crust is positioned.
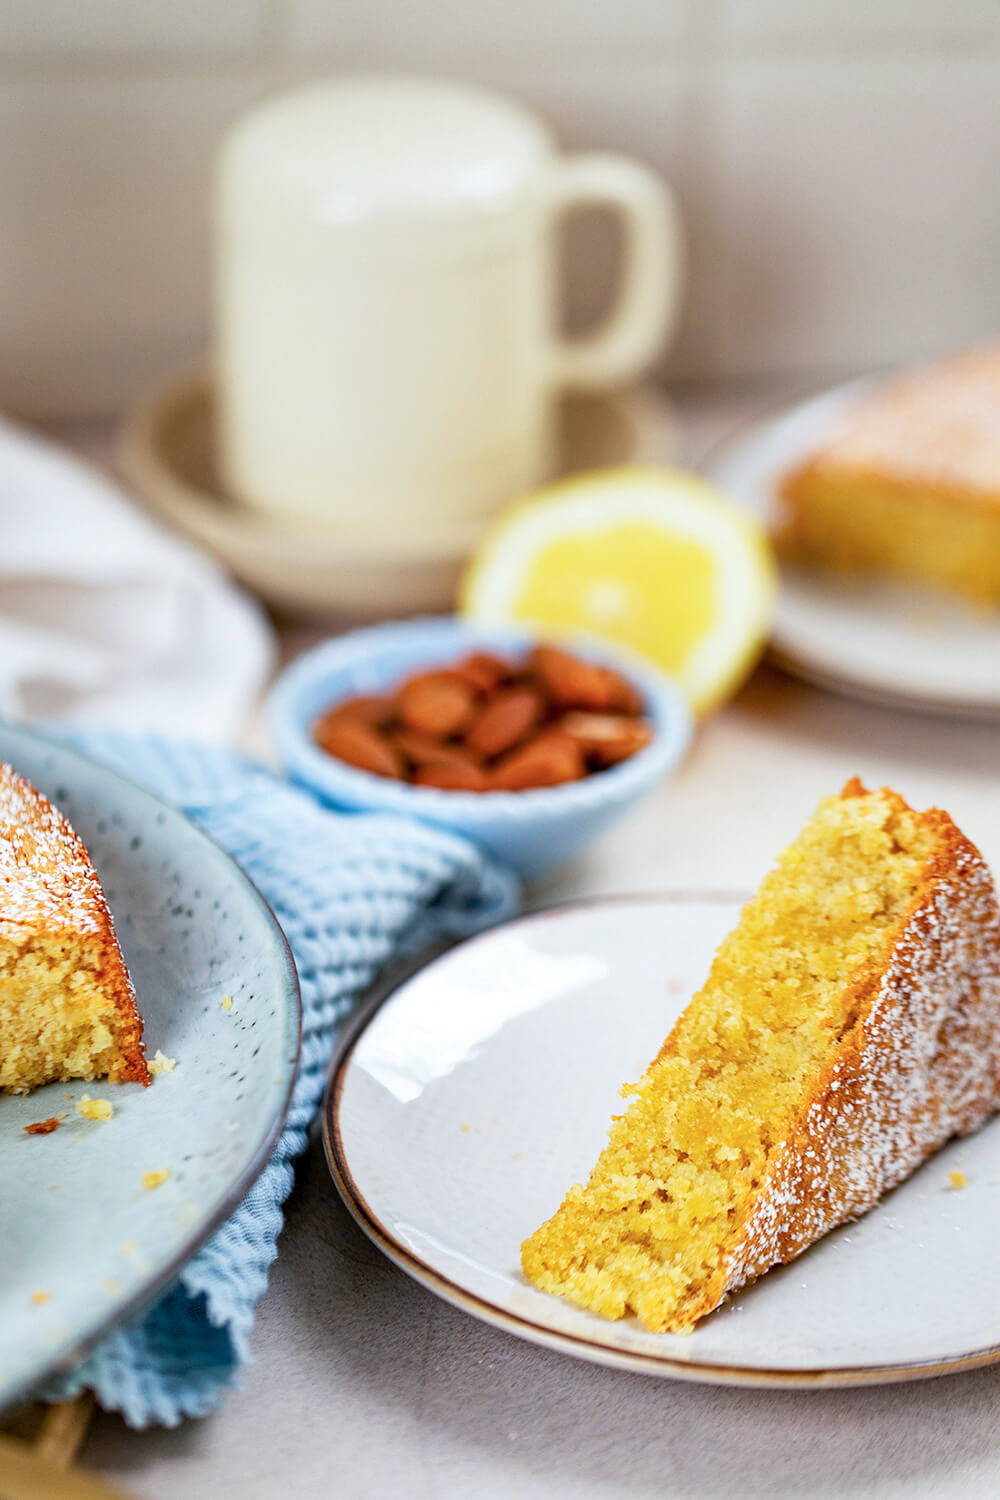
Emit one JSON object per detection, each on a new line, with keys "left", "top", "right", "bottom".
{"left": 692, "top": 780, "right": 1000, "bottom": 1321}
{"left": 0, "top": 761, "right": 149, "bottom": 1088}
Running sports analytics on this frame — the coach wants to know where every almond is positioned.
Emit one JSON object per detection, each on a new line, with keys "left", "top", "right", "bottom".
{"left": 491, "top": 729, "right": 585, "bottom": 790}
{"left": 313, "top": 694, "right": 395, "bottom": 742}
{"left": 392, "top": 729, "right": 484, "bottom": 772}
{"left": 414, "top": 760, "right": 490, "bottom": 791}
{"left": 465, "top": 685, "right": 544, "bottom": 759}
{"left": 315, "top": 718, "right": 405, "bottom": 780}
{"left": 451, "top": 652, "right": 512, "bottom": 695}
{"left": 558, "top": 712, "right": 653, "bottom": 767}
{"left": 397, "top": 672, "right": 476, "bottom": 737}
{"left": 603, "top": 671, "right": 644, "bottom": 716}
{"left": 530, "top": 645, "right": 637, "bottom": 714}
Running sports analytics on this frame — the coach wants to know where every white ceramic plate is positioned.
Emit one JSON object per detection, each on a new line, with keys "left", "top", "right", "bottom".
{"left": 0, "top": 724, "right": 301, "bottom": 1408}
{"left": 326, "top": 895, "right": 1000, "bottom": 1388}
{"left": 704, "top": 380, "right": 1000, "bottom": 720}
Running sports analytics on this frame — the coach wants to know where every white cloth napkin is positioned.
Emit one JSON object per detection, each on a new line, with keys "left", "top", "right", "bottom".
{"left": 0, "top": 415, "right": 275, "bottom": 740}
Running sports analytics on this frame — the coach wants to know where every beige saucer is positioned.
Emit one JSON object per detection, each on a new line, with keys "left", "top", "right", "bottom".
{"left": 117, "top": 370, "right": 676, "bottom": 618}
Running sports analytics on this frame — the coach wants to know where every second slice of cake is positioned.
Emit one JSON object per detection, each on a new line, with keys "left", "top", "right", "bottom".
{"left": 522, "top": 780, "right": 1000, "bottom": 1332}
{"left": 777, "top": 347, "right": 1000, "bottom": 607}
{"left": 0, "top": 762, "right": 149, "bottom": 1093}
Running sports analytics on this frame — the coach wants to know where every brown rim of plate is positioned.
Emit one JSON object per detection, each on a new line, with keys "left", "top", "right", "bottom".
{"left": 322, "top": 892, "right": 1000, "bottom": 1390}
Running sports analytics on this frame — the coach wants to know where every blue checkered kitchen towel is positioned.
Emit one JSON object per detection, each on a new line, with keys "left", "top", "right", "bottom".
{"left": 43, "top": 734, "right": 520, "bottom": 1427}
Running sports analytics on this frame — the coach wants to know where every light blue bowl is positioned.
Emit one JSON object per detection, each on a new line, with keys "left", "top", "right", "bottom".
{"left": 267, "top": 618, "right": 692, "bottom": 879}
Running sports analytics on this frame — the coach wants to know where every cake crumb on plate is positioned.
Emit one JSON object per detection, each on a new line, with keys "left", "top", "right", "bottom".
{"left": 76, "top": 1095, "right": 114, "bottom": 1122}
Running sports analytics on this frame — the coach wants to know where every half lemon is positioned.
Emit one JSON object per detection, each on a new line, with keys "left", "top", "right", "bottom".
{"left": 458, "top": 466, "right": 777, "bottom": 716}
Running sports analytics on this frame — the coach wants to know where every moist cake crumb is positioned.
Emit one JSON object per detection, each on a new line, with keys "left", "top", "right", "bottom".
{"left": 76, "top": 1095, "right": 114, "bottom": 1122}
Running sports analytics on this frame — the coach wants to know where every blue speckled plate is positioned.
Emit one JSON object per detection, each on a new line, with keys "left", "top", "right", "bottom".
{"left": 0, "top": 724, "right": 301, "bottom": 1409}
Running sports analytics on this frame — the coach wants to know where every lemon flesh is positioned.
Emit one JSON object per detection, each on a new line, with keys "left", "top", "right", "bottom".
{"left": 458, "top": 467, "right": 777, "bottom": 715}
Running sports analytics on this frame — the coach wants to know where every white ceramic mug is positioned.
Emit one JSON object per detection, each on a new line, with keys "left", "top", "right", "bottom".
{"left": 215, "top": 76, "right": 682, "bottom": 532}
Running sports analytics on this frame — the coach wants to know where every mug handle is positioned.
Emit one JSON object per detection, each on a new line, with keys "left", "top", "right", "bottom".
{"left": 546, "top": 153, "right": 682, "bottom": 390}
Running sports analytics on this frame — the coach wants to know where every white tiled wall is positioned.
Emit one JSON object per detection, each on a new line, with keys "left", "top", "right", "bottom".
{"left": 0, "top": 1, "right": 272, "bottom": 58}
{"left": 286, "top": 0, "right": 696, "bottom": 61}
{"left": 1, "top": 0, "right": 998, "bottom": 419}
{"left": 710, "top": 56, "right": 1000, "bottom": 378}
{"left": 718, "top": 0, "right": 1000, "bottom": 43}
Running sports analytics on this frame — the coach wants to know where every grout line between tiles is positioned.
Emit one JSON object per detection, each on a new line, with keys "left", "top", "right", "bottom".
{"left": 2, "top": 34, "right": 1000, "bottom": 83}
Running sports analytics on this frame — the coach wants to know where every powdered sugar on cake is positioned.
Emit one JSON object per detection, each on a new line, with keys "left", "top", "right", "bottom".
{"left": 722, "top": 838, "right": 1000, "bottom": 1301}
{"left": 811, "top": 346, "right": 1000, "bottom": 499}
{"left": 0, "top": 762, "right": 107, "bottom": 937}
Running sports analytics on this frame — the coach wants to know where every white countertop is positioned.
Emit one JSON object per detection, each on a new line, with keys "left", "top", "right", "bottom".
{"left": 70, "top": 387, "right": 1000, "bottom": 1500}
